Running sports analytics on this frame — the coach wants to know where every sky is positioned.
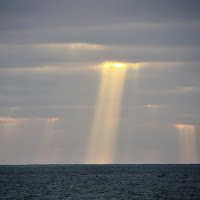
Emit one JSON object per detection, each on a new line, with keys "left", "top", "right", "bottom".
{"left": 0, "top": 0, "right": 200, "bottom": 164}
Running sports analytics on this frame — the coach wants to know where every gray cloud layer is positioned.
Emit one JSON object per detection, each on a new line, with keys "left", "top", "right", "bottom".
{"left": 1, "top": 0, "right": 200, "bottom": 28}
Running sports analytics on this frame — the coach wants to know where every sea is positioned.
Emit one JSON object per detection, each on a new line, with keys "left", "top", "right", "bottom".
{"left": 0, "top": 164, "right": 200, "bottom": 199}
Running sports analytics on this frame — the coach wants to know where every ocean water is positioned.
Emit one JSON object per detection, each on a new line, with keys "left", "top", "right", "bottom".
{"left": 0, "top": 164, "right": 200, "bottom": 199}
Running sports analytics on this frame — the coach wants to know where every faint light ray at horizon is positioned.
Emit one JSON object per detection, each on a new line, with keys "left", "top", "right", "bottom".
{"left": 36, "top": 118, "right": 59, "bottom": 164}
{"left": 175, "top": 124, "right": 198, "bottom": 164}
{"left": 0, "top": 118, "right": 17, "bottom": 164}
{"left": 0, "top": 117, "right": 28, "bottom": 164}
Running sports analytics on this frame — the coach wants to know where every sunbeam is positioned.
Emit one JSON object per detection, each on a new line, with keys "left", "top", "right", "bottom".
{"left": 36, "top": 118, "right": 59, "bottom": 164}
{"left": 175, "top": 124, "right": 198, "bottom": 164}
{"left": 86, "top": 62, "right": 127, "bottom": 164}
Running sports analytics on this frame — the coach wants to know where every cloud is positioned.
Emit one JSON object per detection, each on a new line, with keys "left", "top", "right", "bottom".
{"left": 1, "top": 1, "right": 199, "bottom": 70}
{"left": 1, "top": 22, "right": 200, "bottom": 47}
{"left": 168, "top": 86, "right": 200, "bottom": 94}
{"left": 0, "top": 43, "right": 200, "bottom": 69}
{"left": 1, "top": 0, "right": 200, "bottom": 29}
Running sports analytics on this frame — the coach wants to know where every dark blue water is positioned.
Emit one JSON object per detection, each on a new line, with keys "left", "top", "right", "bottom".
{"left": 0, "top": 164, "right": 200, "bottom": 199}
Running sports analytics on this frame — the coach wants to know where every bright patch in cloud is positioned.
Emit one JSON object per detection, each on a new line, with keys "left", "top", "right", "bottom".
{"left": 34, "top": 43, "right": 104, "bottom": 50}
{"left": 145, "top": 104, "right": 161, "bottom": 112}
{"left": 100, "top": 62, "right": 140, "bottom": 71}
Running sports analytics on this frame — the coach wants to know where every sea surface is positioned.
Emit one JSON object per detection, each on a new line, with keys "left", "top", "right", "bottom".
{"left": 0, "top": 164, "right": 200, "bottom": 199}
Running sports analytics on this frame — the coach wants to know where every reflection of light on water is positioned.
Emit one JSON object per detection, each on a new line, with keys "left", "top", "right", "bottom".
{"left": 175, "top": 124, "right": 198, "bottom": 164}
{"left": 86, "top": 63, "right": 127, "bottom": 164}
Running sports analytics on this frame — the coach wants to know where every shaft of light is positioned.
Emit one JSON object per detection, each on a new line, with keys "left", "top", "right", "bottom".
{"left": 175, "top": 124, "right": 198, "bottom": 164}
{"left": 86, "top": 66, "right": 127, "bottom": 164}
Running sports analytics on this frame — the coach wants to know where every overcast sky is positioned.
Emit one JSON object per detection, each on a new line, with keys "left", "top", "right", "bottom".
{"left": 0, "top": 0, "right": 200, "bottom": 164}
